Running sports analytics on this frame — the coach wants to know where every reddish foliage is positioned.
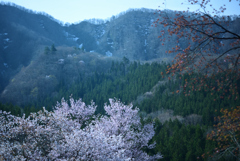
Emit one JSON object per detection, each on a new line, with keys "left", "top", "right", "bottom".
{"left": 154, "top": 0, "right": 240, "bottom": 98}
{"left": 155, "top": 1, "right": 240, "bottom": 159}
{"left": 207, "top": 106, "right": 240, "bottom": 159}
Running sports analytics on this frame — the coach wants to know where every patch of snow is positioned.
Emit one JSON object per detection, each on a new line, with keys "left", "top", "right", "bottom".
{"left": 100, "top": 30, "right": 105, "bottom": 37}
{"left": 107, "top": 42, "right": 114, "bottom": 44}
{"left": 106, "top": 51, "right": 112, "bottom": 57}
{"left": 79, "top": 60, "right": 85, "bottom": 64}
{"left": 90, "top": 50, "right": 95, "bottom": 53}
{"left": 58, "top": 59, "right": 64, "bottom": 64}
{"left": 64, "top": 32, "right": 80, "bottom": 42}
{"left": 63, "top": 31, "right": 72, "bottom": 37}
{"left": 4, "top": 33, "right": 8, "bottom": 35}
{"left": 72, "top": 37, "right": 79, "bottom": 41}
{"left": 67, "top": 54, "right": 72, "bottom": 58}
{"left": 4, "top": 38, "right": 10, "bottom": 42}
{"left": 40, "top": 23, "right": 45, "bottom": 29}
{"left": 63, "top": 31, "right": 69, "bottom": 37}
{"left": 3, "top": 63, "right": 8, "bottom": 68}
{"left": 79, "top": 44, "right": 83, "bottom": 49}
{"left": 1, "top": 70, "right": 6, "bottom": 76}
{"left": 2, "top": 89, "right": 8, "bottom": 95}
{"left": 96, "top": 41, "right": 99, "bottom": 45}
{"left": 45, "top": 75, "right": 50, "bottom": 79}
{"left": 144, "top": 39, "right": 147, "bottom": 46}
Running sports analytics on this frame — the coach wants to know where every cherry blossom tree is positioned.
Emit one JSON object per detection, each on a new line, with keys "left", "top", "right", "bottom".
{"left": 0, "top": 98, "right": 162, "bottom": 160}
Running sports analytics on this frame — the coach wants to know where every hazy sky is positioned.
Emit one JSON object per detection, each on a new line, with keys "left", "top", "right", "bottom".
{"left": 1, "top": 0, "right": 239, "bottom": 23}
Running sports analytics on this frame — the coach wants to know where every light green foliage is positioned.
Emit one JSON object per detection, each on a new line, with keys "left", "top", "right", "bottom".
{"left": 31, "top": 87, "right": 38, "bottom": 98}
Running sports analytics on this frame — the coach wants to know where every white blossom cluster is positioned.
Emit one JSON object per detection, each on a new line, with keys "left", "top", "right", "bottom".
{"left": 0, "top": 98, "right": 162, "bottom": 160}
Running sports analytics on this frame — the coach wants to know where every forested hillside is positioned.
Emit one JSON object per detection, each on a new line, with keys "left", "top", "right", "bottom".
{"left": 1, "top": 58, "right": 239, "bottom": 160}
{"left": 0, "top": 2, "right": 239, "bottom": 160}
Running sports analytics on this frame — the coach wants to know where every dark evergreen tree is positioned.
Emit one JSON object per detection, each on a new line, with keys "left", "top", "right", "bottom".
{"left": 51, "top": 44, "right": 57, "bottom": 52}
{"left": 44, "top": 46, "right": 50, "bottom": 55}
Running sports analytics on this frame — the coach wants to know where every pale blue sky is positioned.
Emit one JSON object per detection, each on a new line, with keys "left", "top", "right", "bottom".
{"left": 1, "top": 0, "right": 239, "bottom": 23}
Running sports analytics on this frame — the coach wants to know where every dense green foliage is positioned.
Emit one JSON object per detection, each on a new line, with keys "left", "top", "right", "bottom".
{"left": 139, "top": 73, "right": 240, "bottom": 126}
{"left": 42, "top": 60, "right": 167, "bottom": 113}
{"left": 149, "top": 119, "right": 214, "bottom": 161}
{"left": 0, "top": 102, "right": 21, "bottom": 116}
{"left": 1, "top": 59, "right": 239, "bottom": 160}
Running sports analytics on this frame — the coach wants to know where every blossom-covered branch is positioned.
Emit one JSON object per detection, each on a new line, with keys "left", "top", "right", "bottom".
{"left": 0, "top": 98, "right": 162, "bottom": 160}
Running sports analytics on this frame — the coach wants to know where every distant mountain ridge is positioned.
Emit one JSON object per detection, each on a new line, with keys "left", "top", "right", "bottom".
{"left": 0, "top": 3, "right": 162, "bottom": 100}
{"left": 0, "top": 3, "right": 239, "bottom": 105}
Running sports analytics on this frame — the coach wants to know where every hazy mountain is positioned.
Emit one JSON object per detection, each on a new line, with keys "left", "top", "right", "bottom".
{"left": 0, "top": 3, "right": 239, "bottom": 106}
{"left": 66, "top": 9, "right": 167, "bottom": 60}
{"left": 0, "top": 3, "right": 75, "bottom": 94}
{"left": 0, "top": 4, "right": 162, "bottom": 105}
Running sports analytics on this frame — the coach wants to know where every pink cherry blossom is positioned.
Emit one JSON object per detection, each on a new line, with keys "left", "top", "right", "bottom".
{"left": 0, "top": 98, "right": 162, "bottom": 160}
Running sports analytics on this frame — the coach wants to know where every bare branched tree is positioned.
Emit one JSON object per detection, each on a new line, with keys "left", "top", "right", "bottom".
{"left": 155, "top": 0, "right": 240, "bottom": 98}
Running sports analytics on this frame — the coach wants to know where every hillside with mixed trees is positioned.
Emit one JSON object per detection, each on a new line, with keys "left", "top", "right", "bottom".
{"left": 1, "top": 2, "right": 239, "bottom": 106}
{"left": 0, "top": 2, "right": 239, "bottom": 161}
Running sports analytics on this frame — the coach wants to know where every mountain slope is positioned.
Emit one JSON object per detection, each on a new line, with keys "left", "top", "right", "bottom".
{"left": 0, "top": 3, "right": 239, "bottom": 106}
{"left": 66, "top": 9, "right": 169, "bottom": 60}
